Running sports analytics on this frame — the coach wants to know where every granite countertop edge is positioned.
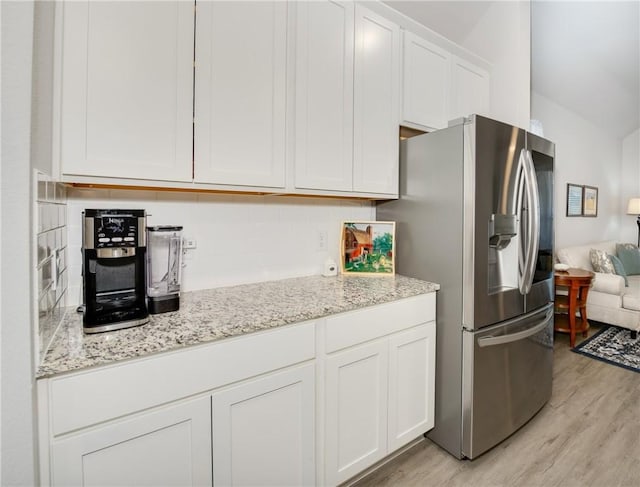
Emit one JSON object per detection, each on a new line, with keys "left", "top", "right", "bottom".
{"left": 37, "top": 274, "right": 439, "bottom": 379}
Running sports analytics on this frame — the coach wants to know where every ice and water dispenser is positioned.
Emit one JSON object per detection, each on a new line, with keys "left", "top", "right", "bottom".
{"left": 146, "top": 225, "right": 184, "bottom": 314}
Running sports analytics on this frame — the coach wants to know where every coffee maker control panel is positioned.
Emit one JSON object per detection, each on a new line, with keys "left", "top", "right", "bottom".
{"left": 96, "top": 216, "right": 139, "bottom": 248}
{"left": 83, "top": 209, "right": 146, "bottom": 249}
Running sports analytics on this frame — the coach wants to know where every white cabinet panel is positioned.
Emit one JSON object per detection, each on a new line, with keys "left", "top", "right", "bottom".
{"left": 353, "top": 5, "right": 400, "bottom": 195}
{"left": 50, "top": 322, "right": 315, "bottom": 436}
{"left": 325, "top": 293, "right": 436, "bottom": 353}
{"left": 325, "top": 340, "right": 388, "bottom": 485}
{"left": 401, "top": 31, "right": 450, "bottom": 130}
{"left": 323, "top": 295, "right": 437, "bottom": 485}
{"left": 194, "top": 1, "right": 286, "bottom": 187}
{"left": 295, "top": 0, "right": 354, "bottom": 191}
{"left": 51, "top": 397, "right": 211, "bottom": 487}
{"left": 59, "top": 1, "right": 193, "bottom": 181}
{"left": 449, "top": 55, "right": 490, "bottom": 121}
{"left": 388, "top": 323, "right": 436, "bottom": 452}
{"left": 212, "top": 363, "right": 315, "bottom": 486}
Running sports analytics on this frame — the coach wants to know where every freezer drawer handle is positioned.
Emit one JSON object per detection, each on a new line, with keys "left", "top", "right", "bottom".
{"left": 477, "top": 308, "right": 553, "bottom": 347}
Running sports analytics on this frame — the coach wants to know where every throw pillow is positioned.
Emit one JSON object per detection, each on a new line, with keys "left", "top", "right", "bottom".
{"left": 590, "top": 248, "right": 615, "bottom": 273}
{"left": 609, "top": 254, "right": 629, "bottom": 286}
{"left": 616, "top": 243, "right": 640, "bottom": 275}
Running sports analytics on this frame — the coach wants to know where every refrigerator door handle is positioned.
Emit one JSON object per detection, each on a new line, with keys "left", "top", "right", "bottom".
{"left": 477, "top": 306, "right": 553, "bottom": 347}
{"left": 519, "top": 149, "right": 540, "bottom": 295}
{"left": 526, "top": 149, "right": 541, "bottom": 291}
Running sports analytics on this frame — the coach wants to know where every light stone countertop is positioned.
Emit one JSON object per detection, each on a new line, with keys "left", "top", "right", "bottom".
{"left": 37, "top": 274, "right": 439, "bottom": 378}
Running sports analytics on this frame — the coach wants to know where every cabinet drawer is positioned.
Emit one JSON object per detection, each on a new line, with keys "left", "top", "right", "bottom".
{"left": 48, "top": 322, "right": 315, "bottom": 436}
{"left": 325, "top": 294, "right": 435, "bottom": 353}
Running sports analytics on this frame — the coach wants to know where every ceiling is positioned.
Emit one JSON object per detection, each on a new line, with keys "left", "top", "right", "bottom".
{"left": 385, "top": 1, "right": 640, "bottom": 139}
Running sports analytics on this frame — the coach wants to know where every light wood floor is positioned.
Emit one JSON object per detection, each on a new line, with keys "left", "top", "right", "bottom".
{"left": 353, "top": 324, "right": 640, "bottom": 487}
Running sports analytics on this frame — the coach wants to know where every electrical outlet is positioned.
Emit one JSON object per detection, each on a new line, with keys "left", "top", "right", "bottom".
{"left": 183, "top": 238, "right": 197, "bottom": 250}
{"left": 317, "top": 230, "right": 328, "bottom": 251}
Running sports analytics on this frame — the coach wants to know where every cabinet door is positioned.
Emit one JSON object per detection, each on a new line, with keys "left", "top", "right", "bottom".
{"left": 51, "top": 397, "right": 211, "bottom": 486}
{"left": 449, "top": 55, "right": 490, "bottom": 120}
{"left": 353, "top": 5, "right": 400, "bottom": 195}
{"left": 295, "top": 0, "right": 354, "bottom": 192}
{"left": 212, "top": 363, "right": 315, "bottom": 487}
{"left": 401, "top": 31, "right": 450, "bottom": 130}
{"left": 325, "top": 340, "right": 388, "bottom": 485}
{"left": 59, "top": 1, "right": 193, "bottom": 181}
{"left": 387, "top": 323, "right": 436, "bottom": 452}
{"left": 194, "top": 1, "right": 286, "bottom": 188}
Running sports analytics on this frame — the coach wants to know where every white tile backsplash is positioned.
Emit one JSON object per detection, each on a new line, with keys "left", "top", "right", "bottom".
{"left": 65, "top": 188, "right": 375, "bottom": 305}
{"left": 34, "top": 171, "right": 68, "bottom": 362}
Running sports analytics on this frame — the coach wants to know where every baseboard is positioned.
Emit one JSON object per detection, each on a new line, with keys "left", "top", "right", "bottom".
{"left": 341, "top": 436, "right": 426, "bottom": 486}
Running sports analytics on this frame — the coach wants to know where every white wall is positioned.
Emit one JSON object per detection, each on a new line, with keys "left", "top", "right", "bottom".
{"left": 620, "top": 129, "right": 640, "bottom": 244}
{"left": 1, "top": 1, "right": 38, "bottom": 485}
{"left": 457, "top": 0, "right": 531, "bottom": 129}
{"left": 66, "top": 190, "right": 375, "bottom": 306}
{"left": 531, "top": 92, "right": 622, "bottom": 249}
{"left": 380, "top": 0, "right": 531, "bottom": 129}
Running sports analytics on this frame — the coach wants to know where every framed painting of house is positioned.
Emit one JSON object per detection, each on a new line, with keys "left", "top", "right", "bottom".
{"left": 340, "top": 221, "right": 395, "bottom": 275}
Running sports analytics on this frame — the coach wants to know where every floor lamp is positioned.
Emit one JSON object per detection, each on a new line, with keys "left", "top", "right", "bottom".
{"left": 627, "top": 198, "right": 640, "bottom": 246}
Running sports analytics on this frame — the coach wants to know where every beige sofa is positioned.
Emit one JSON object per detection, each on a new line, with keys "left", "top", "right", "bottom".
{"left": 556, "top": 241, "right": 640, "bottom": 338}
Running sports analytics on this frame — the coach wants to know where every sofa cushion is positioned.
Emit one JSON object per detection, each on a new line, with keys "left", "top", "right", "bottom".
{"left": 609, "top": 254, "right": 629, "bottom": 286}
{"left": 591, "top": 272, "right": 625, "bottom": 295}
{"left": 590, "top": 248, "right": 615, "bottom": 273}
{"left": 622, "top": 294, "right": 640, "bottom": 311}
{"left": 588, "top": 290, "right": 623, "bottom": 308}
{"left": 556, "top": 241, "right": 617, "bottom": 270}
{"left": 622, "top": 275, "right": 640, "bottom": 311}
{"left": 616, "top": 243, "right": 640, "bottom": 275}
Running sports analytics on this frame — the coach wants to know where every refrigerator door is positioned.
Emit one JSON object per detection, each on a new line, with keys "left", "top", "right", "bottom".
{"left": 525, "top": 132, "right": 555, "bottom": 313}
{"left": 461, "top": 303, "right": 554, "bottom": 459}
{"left": 464, "top": 116, "right": 527, "bottom": 330}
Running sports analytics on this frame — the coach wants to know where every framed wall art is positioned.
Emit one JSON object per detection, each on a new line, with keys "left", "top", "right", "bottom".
{"left": 583, "top": 185, "right": 598, "bottom": 217}
{"left": 341, "top": 221, "right": 395, "bottom": 275}
{"left": 566, "top": 183, "right": 583, "bottom": 217}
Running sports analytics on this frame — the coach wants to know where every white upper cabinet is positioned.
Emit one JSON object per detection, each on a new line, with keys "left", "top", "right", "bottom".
{"left": 295, "top": 1, "right": 400, "bottom": 196}
{"left": 449, "top": 54, "right": 490, "bottom": 121}
{"left": 401, "top": 31, "right": 450, "bottom": 130}
{"left": 353, "top": 5, "right": 400, "bottom": 195}
{"left": 194, "top": 2, "right": 287, "bottom": 188}
{"left": 401, "top": 30, "right": 491, "bottom": 131}
{"left": 294, "top": 1, "right": 355, "bottom": 192}
{"left": 58, "top": 1, "right": 194, "bottom": 182}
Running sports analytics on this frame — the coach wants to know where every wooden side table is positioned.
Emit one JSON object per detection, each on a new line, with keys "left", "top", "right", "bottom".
{"left": 554, "top": 268, "right": 595, "bottom": 347}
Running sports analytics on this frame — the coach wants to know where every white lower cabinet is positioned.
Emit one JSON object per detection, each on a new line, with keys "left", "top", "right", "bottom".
{"left": 324, "top": 323, "right": 435, "bottom": 485}
{"left": 212, "top": 363, "right": 315, "bottom": 486}
{"left": 51, "top": 397, "right": 212, "bottom": 487}
{"left": 387, "top": 324, "right": 436, "bottom": 452}
{"left": 322, "top": 293, "right": 436, "bottom": 485}
{"left": 325, "top": 339, "right": 389, "bottom": 485}
{"left": 39, "top": 294, "right": 436, "bottom": 487}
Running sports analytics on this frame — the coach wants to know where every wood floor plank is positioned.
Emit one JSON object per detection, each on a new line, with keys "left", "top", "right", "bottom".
{"left": 351, "top": 325, "right": 640, "bottom": 487}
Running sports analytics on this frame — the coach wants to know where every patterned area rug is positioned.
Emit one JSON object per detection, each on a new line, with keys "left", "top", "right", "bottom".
{"left": 573, "top": 326, "right": 640, "bottom": 373}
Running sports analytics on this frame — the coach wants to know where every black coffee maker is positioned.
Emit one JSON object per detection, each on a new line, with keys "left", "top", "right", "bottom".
{"left": 82, "top": 209, "right": 149, "bottom": 333}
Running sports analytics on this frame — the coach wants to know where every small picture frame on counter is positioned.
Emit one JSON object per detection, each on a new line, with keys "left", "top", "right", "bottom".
{"left": 340, "top": 221, "right": 395, "bottom": 276}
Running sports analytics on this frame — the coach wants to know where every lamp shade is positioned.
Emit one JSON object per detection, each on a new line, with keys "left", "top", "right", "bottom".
{"left": 628, "top": 198, "right": 640, "bottom": 215}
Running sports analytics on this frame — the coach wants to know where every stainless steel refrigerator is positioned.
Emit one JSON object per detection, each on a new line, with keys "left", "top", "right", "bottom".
{"left": 378, "top": 114, "right": 555, "bottom": 459}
